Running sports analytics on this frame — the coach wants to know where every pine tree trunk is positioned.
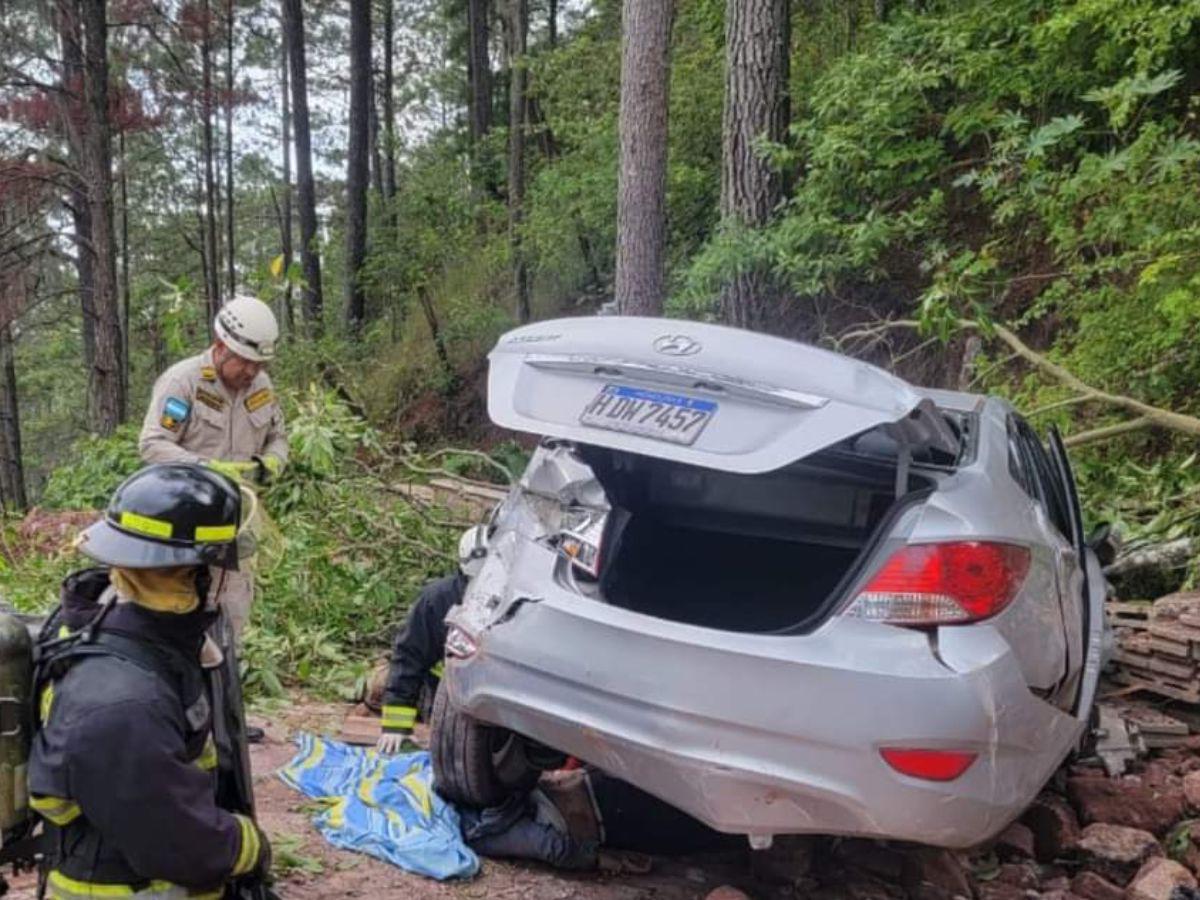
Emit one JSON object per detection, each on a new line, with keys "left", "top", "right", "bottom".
{"left": 201, "top": 0, "right": 221, "bottom": 320}
{"left": 119, "top": 127, "right": 131, "bottom": 401}
{"left": 718, "top": 0, "right": 789, "bottom": 330}
{"left": 506, "top": 0, "right": 530, "bottom": 322}
{"left": 548, "top": 0, "right": 557, "bottom": 46}
{"left": 614, "top": 0, "right": 673, "bottom": 315}
{"left": 382, "top": 0, "right": 397, "bottom": 203}
{"left": 283, "top": 0, "right": 323, "bottom": 333}
{"left": 467, "top": 0, "right": 492, "bottom": 143}
{"left": 80, "top": 0, "right": 125, "bottom": 432}
{"left": 344, "top": 0, "right": 370, "bottom": 337}
{"left": 56, "top": 3, "right": 97, "bottom": 372}
{"left": 0, "top": 324, "right": 26, "bottom": 511}
{"left": 279, "top": 24, "right": 295, "bottom": 333}
{"left": 369, "top": 77, "right": 384, "bottom": 198}
{"left": 875, "top": 0, "right": 887, "bottom": 20}
{"left": 224, "top": 0, "right": 236, "bottom": 296}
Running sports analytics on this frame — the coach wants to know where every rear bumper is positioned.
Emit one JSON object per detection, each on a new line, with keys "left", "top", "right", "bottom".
{"left": 444, "top": 595, "right": 1085, "bottom": 848}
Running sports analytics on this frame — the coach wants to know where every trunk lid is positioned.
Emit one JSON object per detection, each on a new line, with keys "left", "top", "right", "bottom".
{"left": 489, "top": 316, "right": 959, "bottom": 474}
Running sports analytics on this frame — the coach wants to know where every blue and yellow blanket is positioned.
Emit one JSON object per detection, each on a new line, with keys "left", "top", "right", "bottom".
{"left": 279, "top": 733, "right": 480, "bottom": 880}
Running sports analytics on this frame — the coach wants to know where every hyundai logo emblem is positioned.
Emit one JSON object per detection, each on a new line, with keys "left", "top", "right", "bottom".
{"left": 653, "top": 334, "right": 702, "bottom": 356}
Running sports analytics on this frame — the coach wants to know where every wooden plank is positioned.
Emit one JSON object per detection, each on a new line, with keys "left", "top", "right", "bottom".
{"left": 1149, "top": 621, "right": 1200, "bottom": 643}
{"left": 1149, "top": 655, "right": 1198, "bottom": 680}
{"left": 1111, "top": 669, "right": 1200, "bottom": 705}
{"left": 1120, "top": 707, "right": 1190, "bottom": 736}
{"left": 1108, "top": 601, "right": 1154, "bottom": 615}
{"left": 1151, "top": 638, "right": 1195, "bottom": 660}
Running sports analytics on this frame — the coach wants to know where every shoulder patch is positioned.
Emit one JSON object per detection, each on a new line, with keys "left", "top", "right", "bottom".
{"left": 161, "top": 396, "right": 190, "bottom": 432}
{"left": 195, "top": 387, "right": 226, "bottom": 412}
{"left": 200, "top": 366, "right": 217, "bottom": 382}
{"left": 244, "top": 388, "right": 274, "bottom": 413}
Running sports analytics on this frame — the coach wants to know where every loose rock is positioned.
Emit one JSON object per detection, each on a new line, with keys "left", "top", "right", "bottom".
{"left": 902, "top": 848, "right": 974, "bottom": 899}
{"left": 1067, "top": 773, "right": 1185, "bottom": 837}
{"left": 1126, "top": 858, "right": 1197, "bottom": 900}
{"left": 1071, "top": 871, "right": 1125, "bottom": 900}
{"left": 994, "top": 862, "right": 1039, "bottom": 889}
{"left": 976, "top": 883, "right": 1026, "bottom": 900}
{"left": 705, "top": 888, "right": 753, "bottom": 900}
{"left": 1183, "top": 772, "right": 1200, "bottom": 814}
{"left": 1076, "top": 823, "right": 1162, "bottom": 885}
{"left": 1024, "top": 794, "right": 1082, "bottom": 862}
{"left": 996, "top": 823, "right": 1038, "bottom": 861}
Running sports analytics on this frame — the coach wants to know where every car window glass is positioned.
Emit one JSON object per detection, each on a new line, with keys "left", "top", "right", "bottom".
{"left": 1006, "top": 417, "right": 1035, "bottom": 497}
{"left": 1015, "top": 417, "right": 1071, "bottom": 539}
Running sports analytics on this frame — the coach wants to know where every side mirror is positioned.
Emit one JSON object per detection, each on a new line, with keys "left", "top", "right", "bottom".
{"left": 1087, "top": 522, "right": 1120, "bottom": 568}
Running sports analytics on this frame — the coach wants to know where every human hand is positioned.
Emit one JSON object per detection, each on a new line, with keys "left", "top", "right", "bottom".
{"left": 376, "top": 732, "right": 418, "bottom": 755}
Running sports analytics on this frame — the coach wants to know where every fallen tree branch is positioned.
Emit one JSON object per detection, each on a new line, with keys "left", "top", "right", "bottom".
{"left": 840, "top": 318, "right": 1200, "bottom": 441}
{"left": 1106, "top": 537, "right": 1197, "bottom": 578}
{"left": 1063, "top": 417, "right": 1154, "bottom": 448}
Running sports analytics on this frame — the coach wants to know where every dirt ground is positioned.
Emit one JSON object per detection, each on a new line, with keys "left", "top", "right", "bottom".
{"left": 0, "top": 699, "right": 763, "bottom": 900}
{"left": 7, "top": 692, "right": 1200, "bottom": 900}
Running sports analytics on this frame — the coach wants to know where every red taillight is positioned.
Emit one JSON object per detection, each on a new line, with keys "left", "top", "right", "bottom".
{"left": 880, "top": 748, "right": 978, "bottom": 782}
{"left": 844, "top": 541, "right": 1030, "bottom": 625}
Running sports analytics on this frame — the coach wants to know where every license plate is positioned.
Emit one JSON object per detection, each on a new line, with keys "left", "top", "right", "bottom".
{"left": 579, "top": 385, "right": 717, "bottom": 446}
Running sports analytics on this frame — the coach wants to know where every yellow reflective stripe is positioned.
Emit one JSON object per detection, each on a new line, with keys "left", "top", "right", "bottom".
{"left": 47, "top": 872, "right": 211, "bottom": 899}
{"left": 40, "top": 683, "right": 55, "bottom": 723}
{"left": 31, "top": 794, "right": 81, "bottom": 826}
{"left": 194, "top": 524, "right": 236, "bottom": 543}
{"left": 231, "top": 814, "right": 260, "bottom": 877}
{"left": 195, "top": 736, "right": 218, "bottom": 771}
{"left": 118, "top": 512, "right": 173, "bottom": 540}
{"left": 57, "top": 624, "right": 71, "bottom": 638}
{"left": 381, "top": 705, "right": 417, "bottom": 729}
{"left": 430, "top": 661, "right": 445, "bottom": 680}
{"left": 47, "top": 871, "right": 135, "bottom": 896}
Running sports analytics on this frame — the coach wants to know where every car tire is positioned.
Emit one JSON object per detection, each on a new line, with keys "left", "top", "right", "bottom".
{"left": 430, "top": 681, "right": 541, "bottom": 807}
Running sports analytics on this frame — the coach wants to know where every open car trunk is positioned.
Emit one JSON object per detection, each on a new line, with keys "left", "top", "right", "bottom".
{"left": 580, "top": 443, "right": 940, "bottom": 634}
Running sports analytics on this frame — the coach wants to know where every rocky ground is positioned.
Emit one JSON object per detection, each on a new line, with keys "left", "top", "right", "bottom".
{"left": 5, "top": 694, "right": 1200, "bottom": 900}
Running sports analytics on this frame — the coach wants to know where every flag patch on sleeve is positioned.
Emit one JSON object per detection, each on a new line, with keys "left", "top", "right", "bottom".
{"left": 161, "top": 396, "right": 190, "bottom": 432}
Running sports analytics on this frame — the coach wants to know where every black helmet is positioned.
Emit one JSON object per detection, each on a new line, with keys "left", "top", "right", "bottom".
{"left": 76, "top": 464, "right": 242, "bottom": 570}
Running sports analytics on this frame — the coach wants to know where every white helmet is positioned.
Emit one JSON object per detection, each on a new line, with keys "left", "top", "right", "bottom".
{"left": 214, "top": 295, "right": 279, "bottom": 362}
{"left": 458, "top": 524, "right": 489, "bottom": 579}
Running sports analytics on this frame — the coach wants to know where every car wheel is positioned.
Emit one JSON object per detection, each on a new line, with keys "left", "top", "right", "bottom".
{"left": 430, "top": 681, "right": 541, "bottom": 807}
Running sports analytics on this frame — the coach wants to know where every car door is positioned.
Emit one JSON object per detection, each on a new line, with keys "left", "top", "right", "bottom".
{"left": 1007, "top": 415, "right": 1076, "bottom": 704}
{"left": 1046, "top": 425, "right": 1090, "bottom": 712}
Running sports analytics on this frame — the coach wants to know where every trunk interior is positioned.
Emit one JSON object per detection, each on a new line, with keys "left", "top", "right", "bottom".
{"left": 581, "top": 442, "right": 940, "bottom": 634}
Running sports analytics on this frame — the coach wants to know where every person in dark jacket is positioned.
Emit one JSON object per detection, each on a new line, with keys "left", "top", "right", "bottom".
{"left": 375, "top": 524, "right": 488, "bottom": 752}
{"left": 28, "top": 464, "right": 271, "bottom": 900}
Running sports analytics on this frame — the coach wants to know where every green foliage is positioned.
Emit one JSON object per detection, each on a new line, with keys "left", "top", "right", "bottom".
{"left": 39, "top": 426, "right": 142, "bottom": 510}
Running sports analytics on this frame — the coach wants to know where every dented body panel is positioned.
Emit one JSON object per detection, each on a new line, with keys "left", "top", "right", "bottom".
{"left": 442, "top": 317, "right": 1105, "bottom": 848}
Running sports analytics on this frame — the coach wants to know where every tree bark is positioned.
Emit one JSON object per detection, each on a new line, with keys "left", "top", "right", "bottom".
{"left": 369, "top": 74, "right": 384, "bottom": 199}
{"left": 548, "top": 0, "right": 557, "bottom": 46}
{"left": 875, "top": 0, "right": 888, "bottom": 20}
{"left": 56, "top": 3, "right": 97, "bottom": 372}
{"left": 279, "top": 19, "right": 295, "bottom": 333}
{"left": 201, "top": 0, "right": 221, "bottom": 320}
{"left": 119, "top": 127, "right": 131, "bottom": 401}
{"left": 718, "top": 0, "right": 789, "bottom": 329}
{"left": 80, "top": 0, "right": 125, "bottom": 431}
{"left": 505, "top": 0, "right": 530, "bottom": 322}
{"left": 284, "top": 0, "right": 323, "bottom": 332}
{"left": 614, "top": 0, "right": 673, "bottom": 315}
{"left": 0, "top": 324, "right": 26, "bottom": 511}
{"left": 344, "top": 0, "right": 371, "bottom": 336}
{"left": 467, "top": 0, "right": 492, "bottom": 144}
{"left": 381, "top": 0, "right": 397, "bottom": 204}
{"left": 224, "top": 0, "right": 236, "bottom": 296}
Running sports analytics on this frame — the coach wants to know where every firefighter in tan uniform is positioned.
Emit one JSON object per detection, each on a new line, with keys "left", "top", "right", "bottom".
{"left": 138, "top": 295, "right": 287, "bottom": 643}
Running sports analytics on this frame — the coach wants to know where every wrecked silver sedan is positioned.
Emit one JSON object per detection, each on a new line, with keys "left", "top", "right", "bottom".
{"left": 431, "top": 316, "right": 1106, "bottom": 849}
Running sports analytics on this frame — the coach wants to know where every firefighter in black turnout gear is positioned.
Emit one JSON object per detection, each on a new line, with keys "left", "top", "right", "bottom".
{"left": 28, "top": 464, "right": 272, "bottom": 899}
{"left": 376, "top": 524, "right": 487, "bottom": 753}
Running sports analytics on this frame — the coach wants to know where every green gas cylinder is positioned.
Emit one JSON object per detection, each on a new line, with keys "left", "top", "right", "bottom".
{"left": 0, "top": 613, "right": 32, "bottom": 831}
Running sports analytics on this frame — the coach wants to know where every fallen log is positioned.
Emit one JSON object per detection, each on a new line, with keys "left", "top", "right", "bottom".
{"left": 1105, "top": 538, "right": 1196, "bottom": 578}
